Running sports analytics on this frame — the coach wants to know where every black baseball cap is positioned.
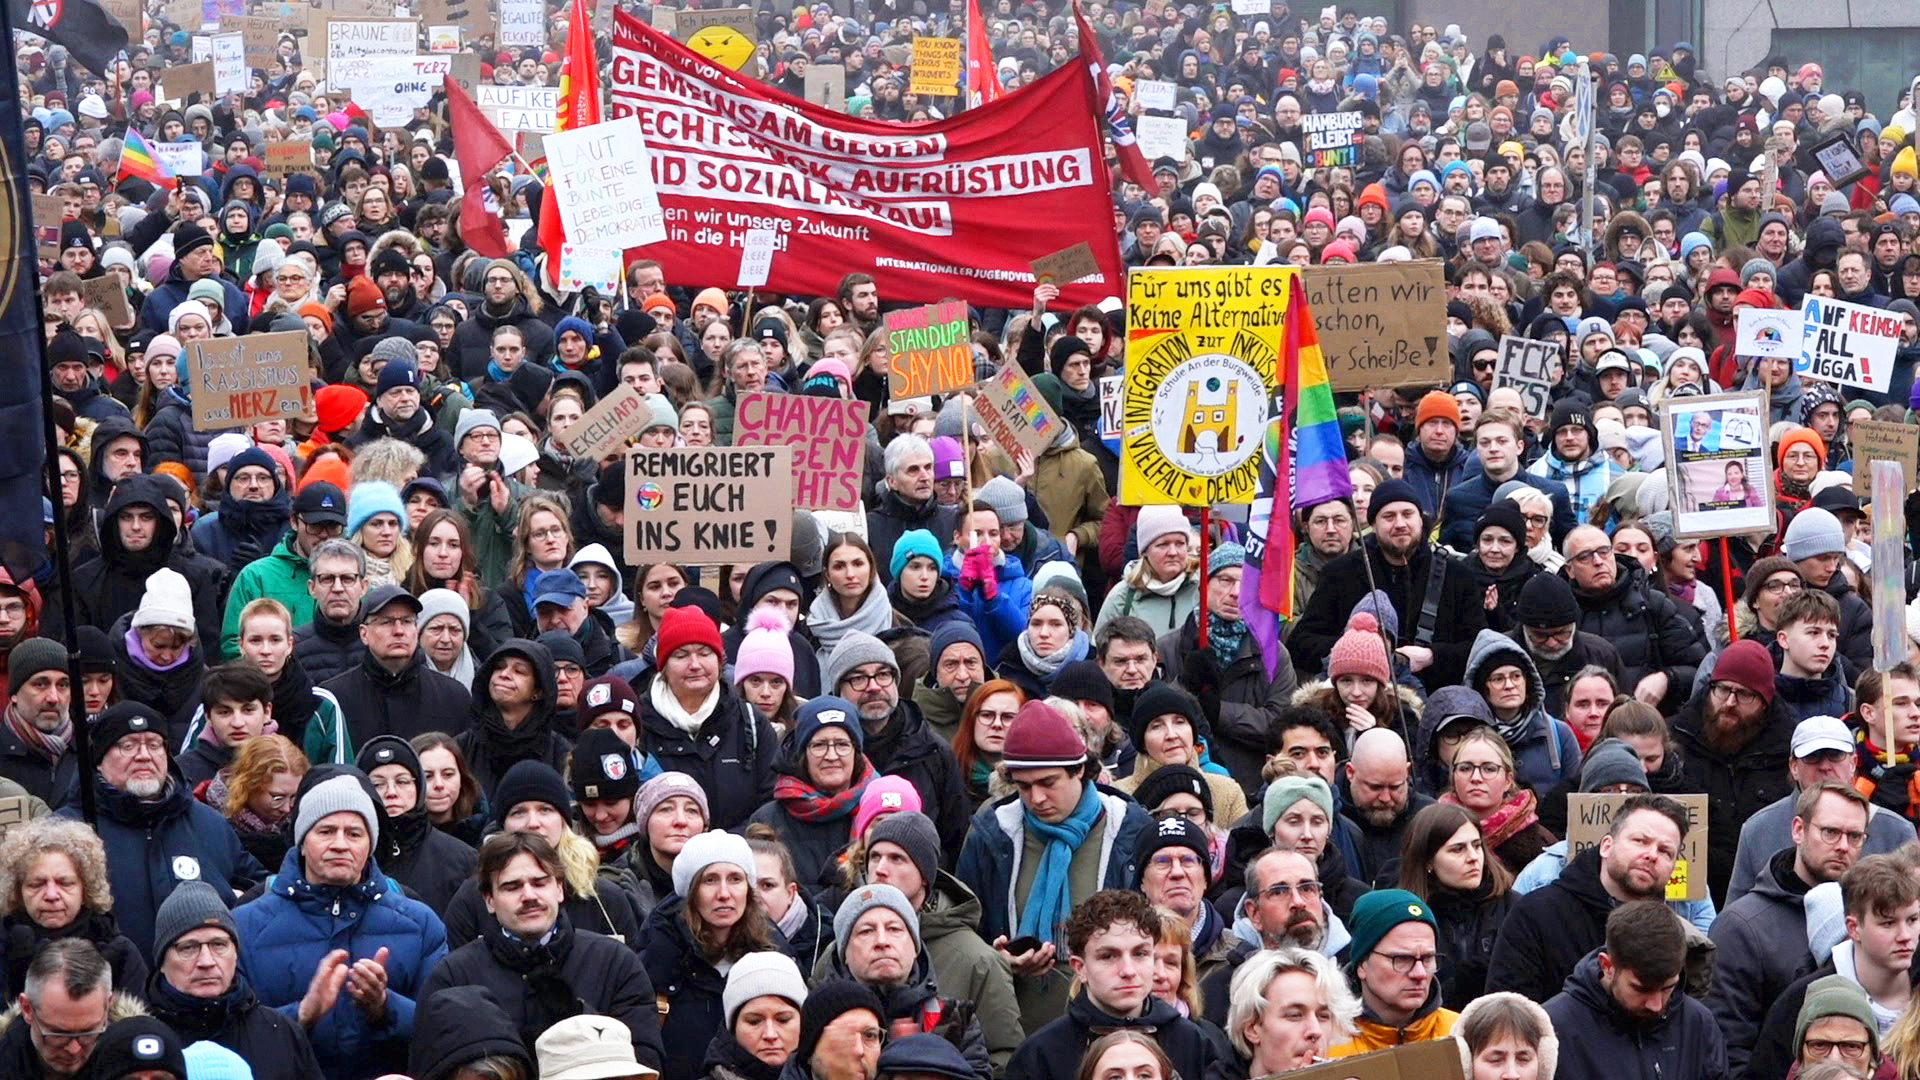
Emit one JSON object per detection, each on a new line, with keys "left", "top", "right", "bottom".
{"left": 293, "top": 481, "right": 347, "bottom": 525}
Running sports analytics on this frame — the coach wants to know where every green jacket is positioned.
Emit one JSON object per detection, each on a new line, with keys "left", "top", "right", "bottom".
{"left": 457, "top": 471, "right": 530, "bottom": 589}
{"left": 707, "top": 392, "right": 735, "bottom": 446}
{"left": 220, "top": 533, "right": 311, "bottom": 659}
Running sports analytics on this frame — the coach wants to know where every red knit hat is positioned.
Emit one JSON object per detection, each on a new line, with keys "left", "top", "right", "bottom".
{"left": 1414, "top": 391, "right": 1462, "bottom": 430}
{"left": 1001, "top": 700, "right": 1088, "bottom": 771}
{"left": 1711, "top": 639, "right": 1776, "bottom": 704}
{"left": 1328, "top": 612, "right": 1392, "bottom": 684}
{"left": 345, "top": 274, "right": 385, "bottom": 316}
{"left": 657, "top": 605, "right": 723, "bottom": 661}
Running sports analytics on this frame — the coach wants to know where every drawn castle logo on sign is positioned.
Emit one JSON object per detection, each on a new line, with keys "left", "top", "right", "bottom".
{"left": 1180, "top": 377, "right": 1239, "bottom": 456}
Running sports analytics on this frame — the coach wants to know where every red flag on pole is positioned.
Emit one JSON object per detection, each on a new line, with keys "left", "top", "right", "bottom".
{"left": 965, "top": 0, "right": 1001, "bottom": 107}
{"left": 444, "top": 74, "right": 514, "bottom": 258}
{"left": 537, "top": 0, "right": 605, "bottom": 282}
{"left": 1073, "top": 0, "right": 1154, "bottom": 189}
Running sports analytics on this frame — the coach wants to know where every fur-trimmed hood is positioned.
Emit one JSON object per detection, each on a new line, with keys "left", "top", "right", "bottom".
{"left": 0, "top": 989, "right": 148, "bottom": 1034}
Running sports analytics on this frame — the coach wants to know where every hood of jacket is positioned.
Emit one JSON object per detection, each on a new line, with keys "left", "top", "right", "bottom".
{"left": 1416, "top": 685, "right": 1497, "bottom": 766}
{"left": 1803, "top": 217, "right": 1846, "bottom": 266}
{"left": 919, "top": 870, "right": 986, "bottom": 941}
{"left": 87, "top": 415, "right": 149, "bottom": 486}
{"left": 472, "top": 637, "right": 559, "bottom": 730}
{"left": 1559, "top": 947, "right": 1685, "bottom": 1032}
{"left": 1462, "top": 628, "right": 1546, "bottom": 716}
{"left": 98, "top": 473, "right": 181, "bottom": 565}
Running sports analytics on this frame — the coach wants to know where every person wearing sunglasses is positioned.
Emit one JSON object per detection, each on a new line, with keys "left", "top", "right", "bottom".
{"left": 1330, "top": 888, "right": 1458, "bottom": 1056}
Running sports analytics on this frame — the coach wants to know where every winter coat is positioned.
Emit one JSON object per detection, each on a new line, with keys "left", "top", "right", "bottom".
{"left": 441, "top": 871, "right": 645, "bottom": 952}
{"left": 1095, "top": 561, "right": 1201, "bottom": 634}
{"left": 867, "top": 486, "right": 960, "bottom": 585}
{"left": 221, "top": 533, "right": 313, "bottom": 658}
{"left": 1774, "top": 664, "right": 1854, "bottom": 724}
{"left": 1413, "top": 686, "right": 1497, "bottom": 797}
{"left": 1157, "top": 613, "right": 1298, "bottom": 799}
{"left": 0, "top": 720, "right": 77, "bottom": 808}
{"left": 860, "top": 700, "right": 971, "bottom": 864}
{"left": 1329, "top": 979, "right": 1458, "bottom": 1056}
{"left": 916, "top": 872, "right": 1024, "bottom": 1073}
{"left": 109, "top": 612, "right": 208, "bottom": 736}
{"left": 1486, "top": 844, "right": 1617, "bottom": 1004}
{"left": 421, "top": 915, "right": 664, "bottom": 1067}
{"left": 457, "top": 639, "right": 575, "bottom": 800}
{"left": 145, "top": 968, "right": 324, "bottom": 1080}
{"left": 816, "top": 948, "right": 993, "bottom": 1080}
{"left": 1461, "top": 630, "right": 1584, "bottom": 796}
{"left": 641, "top": 895, "right": 784, "bottom": 1080}
{"left": 1528, "top": 449, "right": 1620, "bottom": 522}
{"left": 1, "top": 911, "right": 148, "bottom": 1004}
{"left": 0, "top": 989, "right": 148, "bottom": 1080}
{"left": 354, "top": 734, "right": 478, "bottom": 919}
{"left": 1709, "top": 847, "right": 1819, "bottom": 1076}
{"left": 1006, "top": 991, "right": 1223, "bottom": 1080}
{"left": 1032, "top": 437, "right": 1109, "bottom": 557}
{"left": 954, "top": 786, "right": 1152, "bottom": 952}
{"left": 1336, "top": 781, "right": 1437, "bottom": 888}
{"left": 745, "top": 749, "right": 859, "bottom": 895}
{"left": 946, "top": 549, "right": 1032, "bottom": 664}
{"left": 316, "top": 653, "right": 474, "bottom": 762}
{"left": 192, "top": 491, "right": 292, "bottom": 574}
{"left": 1290, "top": 536, "right": 1487, "bottom": 693}
{"left": 139, "top": 262, "right": 249, "bottom": 332}
{"left": 233, "top": 848, "right": 448, "bottom": 1080}
{"left": 1428, "top": 879, "right": 1513, "bottom": 1009}
{"left": 1670, "top": 686, "right": 1797, "bottom": 907}
{"left": 295, "top": 614, "right": 367, "bottom": 687}
{"left": 634, "top": 675, "right": 777, "bottom": 831}
{"left": 73, "top": 474, "right": 226, "bottom": 657}
{"left": 1545, "top": 951, "right": 1728, "bottom": 1080}
{"left": 720, "top": 562, "right": 824, "bottom": 699}
{"left": 144, "top": 387, "right": 216, "bottom": 476}
{"left": 1823, "top": 575, "right": 1876, "bottom": 679}
{"left": 350, "top": 404, "right": 460, "bottom": 479}
{"left": 1441, "top": 469, "right": 1575, "bottom": 552}
{"left": 452, "top": 296, "right": 558, "bottom": 380}
{"left": 1565, "top": 556, "right": 1707, "bottom": 710}
{"left": 1404, "top": 440, "right": 1479, "bottom": 516}
{"left": 1516, "top": 629, "right": 1624, "bottom": 718}
{"left": 1725, "top": 793, "right": 1914, "bottom": 907}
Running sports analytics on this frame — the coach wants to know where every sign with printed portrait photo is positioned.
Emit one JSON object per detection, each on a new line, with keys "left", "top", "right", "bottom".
{"left": 1662, "top": 391, "right": 1774, "bottom": 539}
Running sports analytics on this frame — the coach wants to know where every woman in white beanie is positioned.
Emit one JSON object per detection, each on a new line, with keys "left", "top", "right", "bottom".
{"left": 416, "top": 587, "right": 478, "bottom": 687}
{"left": 113, "top": 566, "right": 208, "bottom": 729}
{"left": 1094, "top": 504, "right": 1201, "bottom": 633}
{"left": 708, "top": 952, "right": 810, "bottom": 1080}
{"left": 640, "top": 829, "right": 780, "bottom": 1080}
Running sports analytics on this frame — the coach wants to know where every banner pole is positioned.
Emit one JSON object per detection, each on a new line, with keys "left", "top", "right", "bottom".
{"left": 1720, "top": 536, "right": 1738, "bottom": 644}
{"left": 1197, "top": 506, "right": 1211, "bottom": 650}
{"left": 740, "top": 287, "right": 754, "bottom": 339}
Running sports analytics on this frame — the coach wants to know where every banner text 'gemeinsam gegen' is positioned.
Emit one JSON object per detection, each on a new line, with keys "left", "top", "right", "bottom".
{"left": 607, "top": 10, "right": 1126, "bottom": 308}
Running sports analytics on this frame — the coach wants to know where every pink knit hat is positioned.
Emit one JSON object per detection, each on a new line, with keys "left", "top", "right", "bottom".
{"left": 1327, "top": 612, "right": 1392, "bottom": 684}
{"left": 732, "top": 607, "right": 796, "bottom": 685}
{"left": 852, "top": 775, "right": 924, "bottom": 839}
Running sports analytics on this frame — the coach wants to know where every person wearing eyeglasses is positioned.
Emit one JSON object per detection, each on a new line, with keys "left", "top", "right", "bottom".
{"left": 143, "top": 881, "right": 321, "bottom": 1079}
{"left": 1712, "top": 782, "right": 1872, "bottom": 1076}
{"left": 1462, "top": 628, "right": 1584, "bottom": 802}
{"left": 1546, "top": 900, "right": 1726, "bottom": 1080}
{"left": 1394, "top": 803, "right": 1513, "bottom": 1009}
{"left": 1327, "top": 887, "right": 1457, "bottom": 1056}
{"left": 1560, "top": 523, "right": 1706, "bottom": 713}
{"left": 744, "top": 697, "right": 879, "bottom": 893}
{"left": 824, "top": 631, "right": 968, "bottom": 861}
{"left": 0, "top": 939, "right": 122, "bottom": 1080}
{"left": 1132, "top": 815, "right": 1232, "bottom": 978}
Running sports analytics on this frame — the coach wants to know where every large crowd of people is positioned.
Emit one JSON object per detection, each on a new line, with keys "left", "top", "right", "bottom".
{"left": 12, "top": 1, "right": 1920, "bottom": 1080}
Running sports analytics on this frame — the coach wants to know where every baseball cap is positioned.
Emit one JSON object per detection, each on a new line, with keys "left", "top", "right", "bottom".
{"left": 362, "top": 582, "right": 424, "bottom": 619}
{"left": 1594, "top": 351, "right": 1633, "bottom": 374}
{"left": 293, "top": 481, "right": 348, "bottom": 525}
{"left": 1792, "top": 715, "right": 1855, "bottom": 758}
{"left": 532, "top": 568, "right": 590, "bottom": 609}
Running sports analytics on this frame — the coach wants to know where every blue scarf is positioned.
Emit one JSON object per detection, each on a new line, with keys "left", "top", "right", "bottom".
{"left": 1017, "top": 780, "right": 1103, "bottom": 945}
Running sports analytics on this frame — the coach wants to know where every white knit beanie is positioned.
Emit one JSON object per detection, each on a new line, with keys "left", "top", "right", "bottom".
{"left": 1134, "top": 504, "right": 1191, "bottom": 552}
{"left": 722, "top": 952, "right": 809, "bottom": 1026}
{"left": 130, "top": 568, "right": 196, "bottom": 634}
{"left": 671, "top": 829, "right": 755, "bottom": 899}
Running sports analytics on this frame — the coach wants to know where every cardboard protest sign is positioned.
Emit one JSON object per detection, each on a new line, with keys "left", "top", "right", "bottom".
{"left": 556, "top": 244, "right": 624, "bottom": 295}
{"left": 976, "top": 365, "right": 1066, "bottom": 464}
{"left": 1098, "top": 374, "right": 1121, "bottom": 439}
{"left": 1492, "top": 335, "right": 1558, "bottom": 417}
{"left": 1663, "top": 391, "right": 1773, "bottom": 540}
{"left": 1303, "top": 261, "right": 1447, "bottom": 392}
{"left": 1874, "top": 461, "right": 1908, "bottom": 672}
{"left": 623, "top": 446, "right": 793, "bottom": 564}
{"left": 81, "top": 276, "right": 136, "bottom": 330}
{"left": 1302, "top": 111, "right": 1365, "bottom": 167}
{"left": 478, "top": 84, "right": 559, "bottom": 132}
{"left": 1133, "top": 79, "right": 1176, "bottom": 111}
{"left": 1852, "top": 420, "right": 1920, "bottom": 492}
{"left": 102, "top": 0, "right": 141, "bottom": 38}
{"left": 1136, "top": 115, "right": 1188, "bottom": 161}
{"left": 1285, "top": 1031, "right": 1465, "bottom": 1080}
{"left": 337, "top": 54, "right": 451, "bottom": 125}
{"left": 261, "top": 141, "right": 317, "bottom": 182}
{"left": 220, "top": 14, "right": 283, "bottom": 67}
{"left": 325, "top": 18, "right": 416, "bottom": 70}
{"left": 417, "top": 0, "right": 477, "bottom": 28}
{"left": 885, "top": 300, "right": 973, "bottom": 399}
{"left": 0, "top": 795, "right": 34, "bottom": 837}
{"left": 1809, "top": 132, "right": 1872, "bottom": 188}
{"left": 447, "top": 52, "right": 481, "bottom": 99}
{"left": 561, "top": 384, "right": 650, "bottom": 462}
{"left": 30, "top": 195, "right": 62, "bottom": 263}
{"left": 1121, "top": 266, "right": 1285, "bottom": 505}
{"left": 737, "top": 228, "right": 777, "bottom": 288}
{"left": 189, "top": 332, "right": 310, "bottom": 432}
{"left": 546, "top": 116, "right": 668, "bottom": 249}
{"left": 162, "top": 62, "right": 215, "bottom": 103}
{"left": 1735, "top": 307, "right": 1799, "bottom": 359}
{"left": 161, "top": 0, "right": 197, "bottom": 26}
{"left": 1568, "top": 793, "right": 1708, "bottom": 901}
{"left": 498, "top": 0, "right": 544, "bottom": 45}
{"left": 733, "top": 392, "right": 868, "bottom": 512}
{"left": 1801, "top": 294, "right": 1898, "bottom": 392}
{"left": 1030, "top": 242, "right": 1100, "bottom": 286}
{"left": 909, "top": 36, "right": 961, "bottom": 96}
{"left": 802, "top": 64, "right": 846, "bottom": 109}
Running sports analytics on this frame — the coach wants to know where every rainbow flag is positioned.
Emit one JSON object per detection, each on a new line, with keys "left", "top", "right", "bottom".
{"left": 1241, "top": 273, "right": 1353, "bottom": 678}
{"left": 118, "top": 128, "right": 174, "bottom": 189}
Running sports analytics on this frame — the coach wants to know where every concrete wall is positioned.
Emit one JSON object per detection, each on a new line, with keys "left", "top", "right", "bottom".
{"left": 1703, "top": 0, "right": 1920, "bottom": 110}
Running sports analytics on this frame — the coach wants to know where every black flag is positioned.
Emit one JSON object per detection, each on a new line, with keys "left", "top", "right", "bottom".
{"left": 11, "top": 0, "right": 128, "bottom": 76}
{"left": 0, "top": 0, "right": 49, "bottom": 582}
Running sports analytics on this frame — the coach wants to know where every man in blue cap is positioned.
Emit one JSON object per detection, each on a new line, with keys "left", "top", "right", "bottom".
{"left": 533, "top": 569, "right": 630, "bottom": 677}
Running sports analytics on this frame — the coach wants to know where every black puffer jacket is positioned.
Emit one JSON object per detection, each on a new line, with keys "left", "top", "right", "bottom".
{"left": 109, "top": 611, "right": 208, "bottom": 735}
{"left": 2, "top": 911, "right": 147, "bottom": 1003}
{"left": 1564, "top": 556, "right": 1706, "bottom": 711}
{"left": 73, "top": 474, "right": 225, "bottom": 656}
{"left": 420, "top": 913, "right": 664, "bottom": 1067}
{"left": 145, "top": 968, "right": 324, "bottom": 1080}
{"left": 350, "top": 403, "right": 460, "bottom": 478}
{"left": 457, "top": 638, "right": 574, "bottom": 799}
{"left": 323, "top": 652, "right": 474, "bottom": 756}
{"left": 1546, "top": 950, "right": 1727, "bottom": 1080}
{"left": 353, "top": 736, "right": 478, "bottom": 917}
{"left": 641, "top": 896, "right": 787, "bottom": 1080}
{"left": 453, "top": 295, "right": 558, "bottom": 380}
{"left": 1157, "top": 612, "right": 1296, "bottom": 800}
{"left": 294, "top": 614, "right": 366, "bottom": 687}
{"left": 1669, "top": 683, "right": 1795, "bottom": 907}
{"left": 1485, "top": 843, "right": 1615, "bottom": 1003}
{"left": 634, "top": 675, "right": 777, "bottom": 831}
{"left": 143, "top": 386, "right": 215, "bottom": 477}
{"left": 1006, "top": 990, "right": 1222, "bottom": 1080}
{"left": 441, "top": 869, "right": 646, "bottom": 953}
{"left": 1427, "top": 878, "right": 1513, "bottom": 1009}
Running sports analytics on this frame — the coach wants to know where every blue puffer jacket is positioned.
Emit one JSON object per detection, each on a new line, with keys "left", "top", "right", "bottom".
{"left": 946, "top": 549, "right": 1032, "bottom": 663}
{"left": 232, "top": 848, "right": 449, "bottom": 1080}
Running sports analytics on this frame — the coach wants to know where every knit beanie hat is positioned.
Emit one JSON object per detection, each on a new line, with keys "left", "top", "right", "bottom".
{"left": 1713, "top": 639, "right": 1777, "bottom": 704}
{"left": 294, "top": 771, "right": 380, "bottom": 848}
{"left": 577, "top": 674, "right": 640, "bottom": 727}
{"left": 454, "top": 408, "right": 502, "bottom": 445}
{"left": 1795, "top": 974, "right": 1880, "bottom": 1061}
{"left": 1132, "top": 763, "right": 1213, "bottom": 818}
{"left": 375, "top": 355, "right": 420, "bottom": 398}
{"left": 1367, "top": 477, "right": 1423, "bottom": 525}
{"left": 930, "top": 435, "right": 965, "bottom": 480}
{"left": 877, "top": 1035, "right": 977, "bottom": 1080}
{"left": 1476, "top": 504, "right": 1528, "bottom": 549}
{"left": 1345, "top": 888, "right": 1441, "bottom": 968}
{"left": 1001, "top": 699, "right": 1089, "bottom": 770}
{"left": 313, "top": 386, "right": 366, "bottom": 435}
{"left": 733, "top": 608, "right": 797, "bottom": 685}
{"left": 86, "top": 1016, "right": 186, "bottom": 1080}
{"left": 1328, "top": 612, "right": 1392, "bottom": 684}
{"left": 89, "top": 701, "right": 166, "bottom": 768}
{"left": 976, "top": 475, "right": 1028, "bottom": 527}
{"left": 8, "top": 637, "right": 65, "bottom": 694}
{"left": 346, "top": 274, "right": 384, "bottom": 315}
{"left": 414, "top": 588, "right": 470, "bottom": 637}
{"left": 927, "top": 622, "right": 986, "bottom": 674}
{"left": 346, "top": 481, "right": 405, "bottom": 538}
{"left": 834, "top": 882, "right": 923, "bottom": 957}
{"left": 672, "top": 829, "right": 756, "bottom": 898}
{"left": 1578, "top": 738, "right": 1650, "bottom": 792}
{"left": 1783, "top": 507, "right": 1847, "bottom": 560}
{"left": 1129, "top": 814, "right": 1211, "bottom": 887}
{"left": 1209, "top": 541, "right": 1246, "bottom": 577}
{"left": 866, "top": 811, "right": 941, "bottom": 887}
{"left": 569, "top": 727, "right": 640, "bottom": 803}
{"left": 1050, "top": 659, "right": 1115, "bottom": 713}
{"left": 1262, "top": 775, "right": 1334, "bottom": 836}
{"left": 130, "top": 567, "right": 195, "bottom": 634}
{"left": 182, "top": 1040, "right": 252, "bottom": 1080}
{"left": 723, "top": 952, "right": 809, "bottom": 1027}
{"left": 1128, "top": 682, "right": 1203, "bottom": 754}
{"left": 798, "top": 980, "right": 885, "bottom": 1065}
{"left": 1348, "top": 590, "right": 1401, "bottom": 641}
{"left": 791, "top": 695, "right": 863, "bottom": 756}
{"left": 150, "top": 879, "right": 237, "bottom": 962}
{"left": 1776, "top": 426, "right": 1827, "bottom": 471}
{"left": 489, "top": 760, "right": 571, "bottom": 829}
{"left": 1517, "top": 573, "right": 1580, "bottom": 628}
{"left": 1134, "top": 504, "right": 1191, "bottom": 552}
{"left": 823, "top": 630, "right": 898, "bottom": 696}
{"left": 852, "top": 776, "right": 924, "bottom": 839}
{"left": 1414, "top": 391, "right": 1461, "bottom": 430}
{"left": 889, "top": 528, "right": 945, "bottom": 579}
{"left": 656, "top": 604, "right": 724, "bottom": 661}
{"left": 634, "top": 771, "right": 709, "bottom": 830}
{"left": 206, "top": 432, "right": 253, "bottom": 476}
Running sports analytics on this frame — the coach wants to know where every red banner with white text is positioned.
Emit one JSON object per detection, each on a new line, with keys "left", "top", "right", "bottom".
{"left": 608, "top": 10, "right": 1126, "bottom": 308}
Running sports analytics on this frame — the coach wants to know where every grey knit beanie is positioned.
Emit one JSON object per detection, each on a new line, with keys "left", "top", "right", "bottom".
{"left": 865, "top": 812, "right": 942, "bottom": 892}
{"left": 150, "top": 879, "right": 237, "bottom": 963}
{"left": 294, "top": 773, "right": 381, "bottom": 849}
{"left": 833, "top": 883, "right": 923, "bottom": 959}
{"left": 823, "top": 631, "right": 898, "bottom": 696}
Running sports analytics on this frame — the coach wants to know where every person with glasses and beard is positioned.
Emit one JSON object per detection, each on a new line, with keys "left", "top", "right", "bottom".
{"left": 1671, "top": 639, "right": 1798, "bottom": 905}
{"left": 1198, "top": 848, "right": 1345, "bottom": 1028}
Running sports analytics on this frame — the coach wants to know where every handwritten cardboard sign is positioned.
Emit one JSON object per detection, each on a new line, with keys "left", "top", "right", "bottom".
{"left": 1304, "top": 261, "right": 1448, "bottom": 392}
{"left": 161, "top": 61, "right": 216, "bottom": 103}
{"left": 1492, "top": 335, "right": 1560, "bottom": 417}
{"left": 1567, "top": 793, "right": 1708, "bottom": 902}
{"left": 325, "top": 17, "right": 416, "bottom": 69}
{"left": 1287, "top": 1030, "right": 1464, "bottom": 1080}
{"left": 30, "top": 195, "right": 62, "bottom": 263}
{"left": 81, "top": 276, "right": 136, "bottom": 330}
{"left": 885, "top": 300, "right": 973, "bottom": 399}
{"left": 623, "top": 446, "right": 793, "bottom": 564}
{"left": 190, "top": 331, "right": 310, "bottom": 432}
{"left": 546, "top": 116, "right": 667, "bottom": 249}
{"left": 908, "top": 36, "right": 961, "bottom": 96}
{"left": 562, "top": 383, "right": 650, "bottom": 463}
{"left": 1133, "top": 79, "right": 1176, "bottom": 111}
{"left": 154, "top": 141, "right": 204, "bottom": 177}
{"left": 102, "top": 0, "right": 143, "bottom": 39}
{"left": 1030, "top": 242, "right": 1101, "bottom": 286}
{"left": 1098, "top": 374, "right": 1121, "bottom": 439}
{"left": 479, "top": 84, "right": 559, "bottom": 131}
{"left": 220, "top": 14, "right": 283, "bottom": 67}
{"left": 1136, "top": 115, "right": 1188, "bottom": 161}
{"left": 211, "top": 32, "right": 247, "bottom": 96}
{"left": 1801, "top": 294, "right": 1897, "bottom": 392}
{"left": 976, "top": 365, "right": 1064, "bottom": 463}
{"left": 733, "top": 392, "right": 867, "bottom": 512}
{"left": 1852, "top": 419, "right": 1920, "bottom": 492}
{"left": 738, "top": 228, "right": 776, "bottom": 288}
{"left": 261, "top": 141, "right": 317, "bottom": 181}
{"left": 557, "top": 244, "right": 623, "bottom": 295}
